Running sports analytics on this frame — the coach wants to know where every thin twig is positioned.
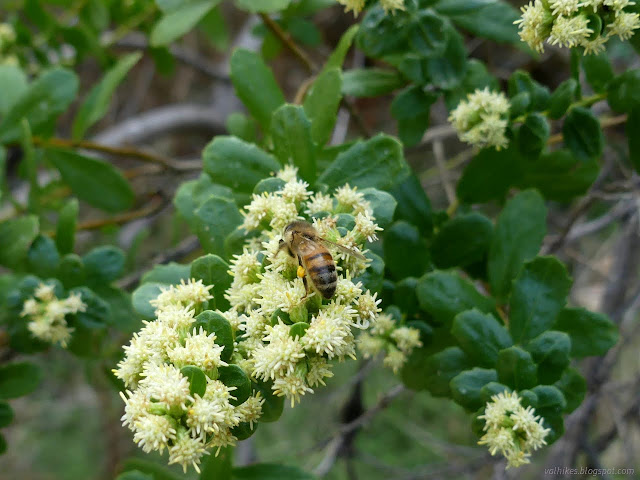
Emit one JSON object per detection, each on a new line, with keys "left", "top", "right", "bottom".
{"left": 44, "top": 195, "right": 166, "bottom": 236}
{"left": 117, "top": 235, "right": 201, "bottom": 290}
{"left": 259, "top": 13, "right": 317, "bottom": 73}
{"left": 548, "top": 114, "right": 627, "bottom": 145}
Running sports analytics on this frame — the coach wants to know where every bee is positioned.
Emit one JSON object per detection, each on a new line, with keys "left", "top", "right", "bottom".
{"left": 278, "top": 220, "right": 366, "bottom": 299}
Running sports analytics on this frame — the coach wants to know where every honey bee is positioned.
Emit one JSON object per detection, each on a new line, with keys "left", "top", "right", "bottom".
{"left": 278, "top": 220, "right": 365, "bottom": 299}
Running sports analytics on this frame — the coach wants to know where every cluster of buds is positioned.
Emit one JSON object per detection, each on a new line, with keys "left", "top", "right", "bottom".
{"left": 336, "top": 0, "right": 405, "bottom": 16}
{"left": 357, "top": 313, "right": 422, "bottom": 373}
{"left": 448, "top": 88, "right": 511, "bottom": 151}
{"left": 227, "top": 169, "right": 383, "bottom": 405}
{"left": 516, "top": 0, "right": 640, "bottom": 54}
{"left": 116, "top": 167, "right": 385, "bottom": 471}
{"left": 114, "top": 279, "right": 264, "bottom": 473}
{"left": 478, "top": 391, "right": 550, "bottom": 468}
{"left": 20, "top": 283, "right": 86, "bottom": 347}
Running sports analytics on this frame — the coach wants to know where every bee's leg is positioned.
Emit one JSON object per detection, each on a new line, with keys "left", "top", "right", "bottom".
{"left": 297, "top": 255, "right": 311, "bottom": 301}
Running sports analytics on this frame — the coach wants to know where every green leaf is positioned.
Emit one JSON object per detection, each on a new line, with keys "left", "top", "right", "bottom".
{"left": 389, "top": 173, "right": 433, "bottom": 236}
{"left": 451, "top": 309, "right": 512, "bottom": 367}
{"left": 0, "top": 402, "right": 13, "bottom": 428}
{"left": 303, "top": 68, "right": 342, "bottom": 146}
{"left": 488, "top": 190, "right": 547, "bottom": 299}
{"left": 628, "top": 107, "right": 640, "bottom": 173}
{"left": 607, "top": 70, "right": 640, "bottom": 113}
{"left": 0, "top": 65, "right": 28, "bottom": 115}
{"left": 252, "top": 380, "right": 284, "bottom": 422}
{"left": 408, "top": 10, "right": 447, "bottom": 57}
{"left": 120, "top": 458, "right": 181, "bottom": 480}
{"left": 402, "top": 346, "right": 468, "bottom": 393}
{"left": 435, "top": 0, "right": 521, "bottom": 45}
{"left": 0, "top": 67, "right": 79, "bottom": 143}
{"left": 0, "top": 215, "right": 39, "bottom": 269}
{"left": 200, "top": 446, "right": 233, "bottom": 480}
{"left": 554, "top": 308, "right": 618, "bottom": 358}
{"left": 226, "top": 113, "right": 257, "bottom": 143}
{"left": 233, "top": 464, "right": 315, "bottom": 480}
{"left": 0, "top": 433, "right": 5, "bottom": 455}
{"left": 509, "top": 257, "right": 571, "bottom": 343}
{"left": 431, "top": 212, "right": 493, "bottom": 269}
{"left": 27, "top": 235, "right": 60, "bottom": 277}
{"left": 141, "top": 263, "right": 191, "bottom": 284}
{"left": 520, "top": 149, "right": 599, "bottom": 202}
{"left": 289, "top": 322, "right": 309, "bottom": 339}
{"left": 202, "top": 136, "right": 281, "bottom": 193}
{"left": 480, "top": 382, "right": 511, "bottom": 404}
{"left": 194, "top": 195, "right": 243, "bottom": 257}
{"left": 55, "top": 198, "right": 78, "bottom": 254}
{"left": 357, "top": 6, "right": 410, "bottom": 58}
{"left": 234, "top": 0, "right": 291, "bottom": 12}
{"left": 47, "top": 149, "right": 134, "bottom": 213}
{"left": 194, "top": 311, "right": 234, "bottom": 362}
{"left": 416, "top": 271, "right": 495, "bottom": 324}
{"left": 450, "top": 367, "right": 498, "bottom": 411}
{"left": 548, "top": 78, "right": 577, "bottom": 119}
{"left": 496, "top": 346, "right": 537, "bottom": 390}
{"left": 582, "top": 53, "right": 614, "bottom": 94}
{"left": 384, "top": 221, "right": 430, "bottom": 280}
{"left": 116, "top": 472, "right": 153, "bottom": 480}
{"left": 341, "top": 69, "right": 405, "bottom": 97}
{"left": 151, "top": 0, "right": 220, "bottom": 46}
{"left": 254, "top": 177, "right": 286, "bottom": 195}
{"left": 72, "top": 53, "right": 142, "bottom": 139}
{"left": 554, "top": 368, "right": 586, "bottom": 413}
{"left": 132, "top": 282, "right": 165, "bottom": 320}
{"left": 180, "top": 365, "right": 207, "bottom": 397}
{"left": 318, "top": 134, "right": 408, "bottom": 190}
{"left": 361, "top": 188, "right": 397, "bottom": 229}
{"left": 0, "top": 361, "right": 43, "bottom": 399}
{"left": 526, "top": 330, "right": 570, "bottom": 384}
{"left": 421, "top": 25, "right": 467, "bottom": 89}
{"left": 218, "top": 365, "right": 251, "bottom": 406}
{"left": 198, "top": 6, "right": 229, "bottom": 51}
{"left": 393, "top": 277, "right": 422, "bottom": 318}
{"left": 391, "top": 86, "right": 438, "bottom": 147}
{"left": 508, "top": 70, "right": 550, "bottom": 112}
{"left": 562, "top": 107, "right": 603, "bottom": 162}
{"left": 325, "top": 24, "right": 359, "bottom": 70}
{"left": 191, "top": 254, "right": 232, "bottom": 311}
{"left": 457, "top": 146, "right": 523, "bottom": 204}
{"left": 230, "top": 49, "right": 286, "bottom": 131}
{"left": 83, "top": 246, "right": 125, "bottom": 284}
{"left": 231, "top": 422, "right": 258, "bottom": 441}
{"left": 530, "top": 385, "right": 566, "bottom": 434}
{"left": 57, "top": 253, "right": 86, "bottom": 288}
{"left": 517, "top": 113, "right": 549, "bottom": 160}
{"left": 271, "top": 105, "right": 316, "bottom": 182}
{"left": 174, "top": 174, "right": 235, "bottom": 228}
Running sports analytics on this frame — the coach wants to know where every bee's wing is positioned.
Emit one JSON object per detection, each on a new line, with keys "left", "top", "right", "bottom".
{"left": 318, "top": 237, "right": 367, "bottom": 260}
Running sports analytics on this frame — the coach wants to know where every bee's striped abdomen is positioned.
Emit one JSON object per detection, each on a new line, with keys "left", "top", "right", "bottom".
{"left": 304, "top": 251, "right": 338, "bottom": 299}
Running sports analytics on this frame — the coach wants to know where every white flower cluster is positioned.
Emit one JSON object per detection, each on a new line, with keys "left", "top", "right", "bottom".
{"left": 336, "top": 0, "right": 404, "bottom": 16}
{"left": 20, "top": 283, "right": 86, "bottom": 347}
{"left": 357, "top": 313, "right": 422, "bottom": 373}
{"left": 478, "top": 391, "right": 550, "bottom": 469}
{"left": 516, "top": 0, "right": 640, "bottom": 54}
{"left": 228, "top": 170, "right": 383, "bottom": 406}
{"left": 116, "top": 170, "right": 385, "bottom": 472}
{"left": 448, "top": 88, "right": 511, "bottom": 151}
{"left": 114, "top": 279, "right": 264, "bottom": 473}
